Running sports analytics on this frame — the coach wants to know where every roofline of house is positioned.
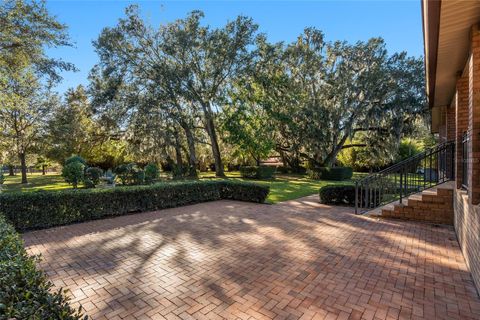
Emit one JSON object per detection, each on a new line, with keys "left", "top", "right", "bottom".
{"left": 422, "top": 0, "right": 441, "bottom": 109}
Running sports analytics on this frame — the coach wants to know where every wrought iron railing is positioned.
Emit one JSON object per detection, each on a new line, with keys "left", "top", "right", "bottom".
{"left": 355, "top": 141, "right": 455, "bottom": 214}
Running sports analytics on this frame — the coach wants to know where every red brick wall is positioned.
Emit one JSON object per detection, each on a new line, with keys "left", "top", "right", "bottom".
{"left": 453, "top": 26, "right": 480, "bottom": 296}
{"left": 454, "top": 189, "right": 480, "bottom": 292}
{"left": 470, "top": 27, "right": 480, "bottom": 204}
{"left": 456, "top": 75, "right": 469, "bottom": 189}
{"left": 446, "top": 105, "right": 456, "bottom": 141}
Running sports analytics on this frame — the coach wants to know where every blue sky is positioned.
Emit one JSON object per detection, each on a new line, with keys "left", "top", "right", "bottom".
{"left": 46, "top": 0, "right": 424, "bottom": 94}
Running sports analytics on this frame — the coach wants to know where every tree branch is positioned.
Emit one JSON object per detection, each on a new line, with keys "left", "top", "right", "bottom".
{"left": 341, "top": 144, "right": 367, "bottom": 149}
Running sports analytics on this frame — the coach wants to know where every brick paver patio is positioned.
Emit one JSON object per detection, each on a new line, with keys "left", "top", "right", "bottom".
{"left": 24, "top": 196, "right": 480, "bottom": 320}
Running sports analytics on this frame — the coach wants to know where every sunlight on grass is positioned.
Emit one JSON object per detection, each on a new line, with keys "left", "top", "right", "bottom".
{"left": 199, "top": 171, "right": 363, "bottom": 203}
{"left": 2, "top": 173, "right": 71, "bottom": 193}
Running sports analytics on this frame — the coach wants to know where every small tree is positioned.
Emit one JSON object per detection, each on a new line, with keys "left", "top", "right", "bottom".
{"left": 0, "top": 168, "right": 4, "bottom": 185}
{"left": 62, "top": 161, "right": 84, "bottom": 188}
{"left": 35, "top": 156, "right": 51, "bottom": 175}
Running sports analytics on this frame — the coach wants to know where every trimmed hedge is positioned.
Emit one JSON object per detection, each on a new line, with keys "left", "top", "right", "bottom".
{"left": 307, "top": 167, "right": 353, "bottom": 181}
{"left": 0, "top": 181, "right": 269, "bottom": 231}
{"left": 0, "top": 215, "right": 86, "bottom": 319}
{"left": 239, "top": 166, "right": 276, "bottom": 179}
{"left": 319, "top": 185, "right": 380, "bottom": 207}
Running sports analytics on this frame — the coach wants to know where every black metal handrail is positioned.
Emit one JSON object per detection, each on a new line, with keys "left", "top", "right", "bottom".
{"left": 354, "top": 141, "right": 455, "bottom": 214}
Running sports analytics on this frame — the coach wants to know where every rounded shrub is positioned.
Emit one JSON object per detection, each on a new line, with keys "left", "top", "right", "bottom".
{"left": 307, "top": 167, "right": 353, "bottom": 181}
{"left": 319, "top": 185, "right": 356, "bottom": 205}
{"left": 319, "top": 184, "right": 381, "bottom": 207}
{"left": 85, "top": 167, "right": 103, "bottom": 188}
{"left": 239, "top": 165, "right": 275, "bottom": 179}
{"left": 61, "top": 161, "right": 85, "bottom": 188}
{"left": 115, "top": 163, "right": 145, "bottom": 185}
{"left": 64, "top": 155, "right": 86, "bottom": 166}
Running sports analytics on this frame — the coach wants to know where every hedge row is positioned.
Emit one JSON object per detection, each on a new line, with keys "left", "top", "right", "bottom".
{"left": 239, "top": 166, "right": 276, "bottom": 179}
{"left": 307, "top": 167, "right": 353, "bottom": 181}
{"left": 0, "top": 180, "right": 270, "bottom": 231}
{"left": 0, "top": 215, "right": 86, "bottom": 319}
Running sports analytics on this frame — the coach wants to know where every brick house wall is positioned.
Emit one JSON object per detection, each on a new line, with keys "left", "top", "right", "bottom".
{"left": 451, "top": 26, "right": 480, "bottom": 293}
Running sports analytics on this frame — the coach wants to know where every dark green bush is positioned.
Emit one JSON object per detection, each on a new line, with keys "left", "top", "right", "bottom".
{"left": 0, "top": 215, "right": 86, "bottom": 319}
{"left": 144, "top": 163, "right": 160, "bottom": 184}
{"left": 64, "top": 155, "right": 86, "bottom": 166}
{"left": 319, "top": 185, "right": 356, "bottom": 205}
{"left": 62, "top": 161, "right": 85, "bottom": 188}
{"left": 276, "top": 166, "right": 307, "bottom": 174}
{"left": 0, "top": 181, "right": 269, "bottom": 231}
{"left": 227, "top": 163, "right": 240, "bottom": 171}
{"left": 239, "top": 166, "right": 258, "bottom": 178}
{"left": 307, "top": 167, "right": 353, "bottom": 180}
{"left": 276, "top": 166, "right": 290, "bottom": 174}
{"left": 85, "top": 167, "right": 103, "bottom": 188}
{"left": 319, "top": 185, "right": 380, "bottom": 207}
{"left": 239, "top": 166, "right": 275, "bottom": 179}
{"left": 115, "top": 163, "right": 145, "bottom": 185}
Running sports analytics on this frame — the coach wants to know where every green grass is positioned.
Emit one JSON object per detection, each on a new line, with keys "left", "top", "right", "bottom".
{"left": 1, "top": 173, "right": 71, "bottom": 193}
{"left": 1, "top": 171, "right": 365, "bottom": 204}
{"left": 199, "top": 172, "right": 366, "bottom": 203}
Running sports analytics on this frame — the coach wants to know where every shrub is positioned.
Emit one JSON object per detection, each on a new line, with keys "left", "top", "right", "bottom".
{"left": 276, "top": 166, "right": 290, "bottom": 174}
{"left": 0, "top": 181, "right": 270, "bottom": 231}
{"left": 276, "top": 166, "right": 307, "bottom": 174}
{"left": 307, "top": 167, "right": 353, "bottom": 181}
{"left": 115, "top": 163, "right": 145, "bottom": 185}
{"left": 85, "top": 167, "right": 103, "bottom": 188}
{"left": 144, "top": 163, "right": 159, "bottom": 184}
{"left": 0, "top": 215, "right": 86, "bottom": 319}
{"left": 319, "top": 185, "right": 380, "bottom": 207}
{"left": 172, "top": 164, "right": 195, "bottom": 179}
{"left": 293, "top": 166, "right": 307, "bottom": 174}
{"left": 65, "top": 155, "right": 86, "bottom": 166}
{"left": 61, "top": 161, "right": 85, "bottom": 188}
{"left": 0, "top": 168, "right": 4, "bottom": 185}
{"left": 319, "top": 185, "right": 356, "bottom": 205}
{"left": 227, "top": 163, "right": 240, "bottom": 171}
{"left": 239, "top": 166, "right": 275, "bottom": 179}
{"left": 239, "top": 166, "right": 258, "bottom": 179}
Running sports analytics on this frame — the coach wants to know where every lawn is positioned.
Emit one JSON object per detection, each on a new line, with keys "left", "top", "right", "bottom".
{"left": 1, "top": 171, "right": 365, "bottom": 203}
{"left": 201, "top": 172, "right": 365, "bottom": 203}
{"left": 1, "top": 173, "right": 71, "bottom": 193}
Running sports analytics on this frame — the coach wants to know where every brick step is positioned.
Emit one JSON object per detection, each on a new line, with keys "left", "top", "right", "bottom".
{"left": 379, "top": 184, "right": 454, "bottom": 225}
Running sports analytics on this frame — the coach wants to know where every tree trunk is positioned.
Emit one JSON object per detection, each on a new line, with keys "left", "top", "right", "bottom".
{"left": 201, "top": 103, "right": 224, "bottom": 177}
{"left": 181, "top": 124, "right": 198, "bottom": 178}
{"left": 19, "top": 153, "right": 27, "bottom": 184}
{"left": 173, "top": 133, "right": 184, "bottom": 171}
{"left": 8, "top": 165, "right": 14, "bottom": 176}
{"left": 42, "top": 165, "right": 46, "bottom": 175}
{"left": 322, "top": 134, "right": 351, "bottom": 167}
